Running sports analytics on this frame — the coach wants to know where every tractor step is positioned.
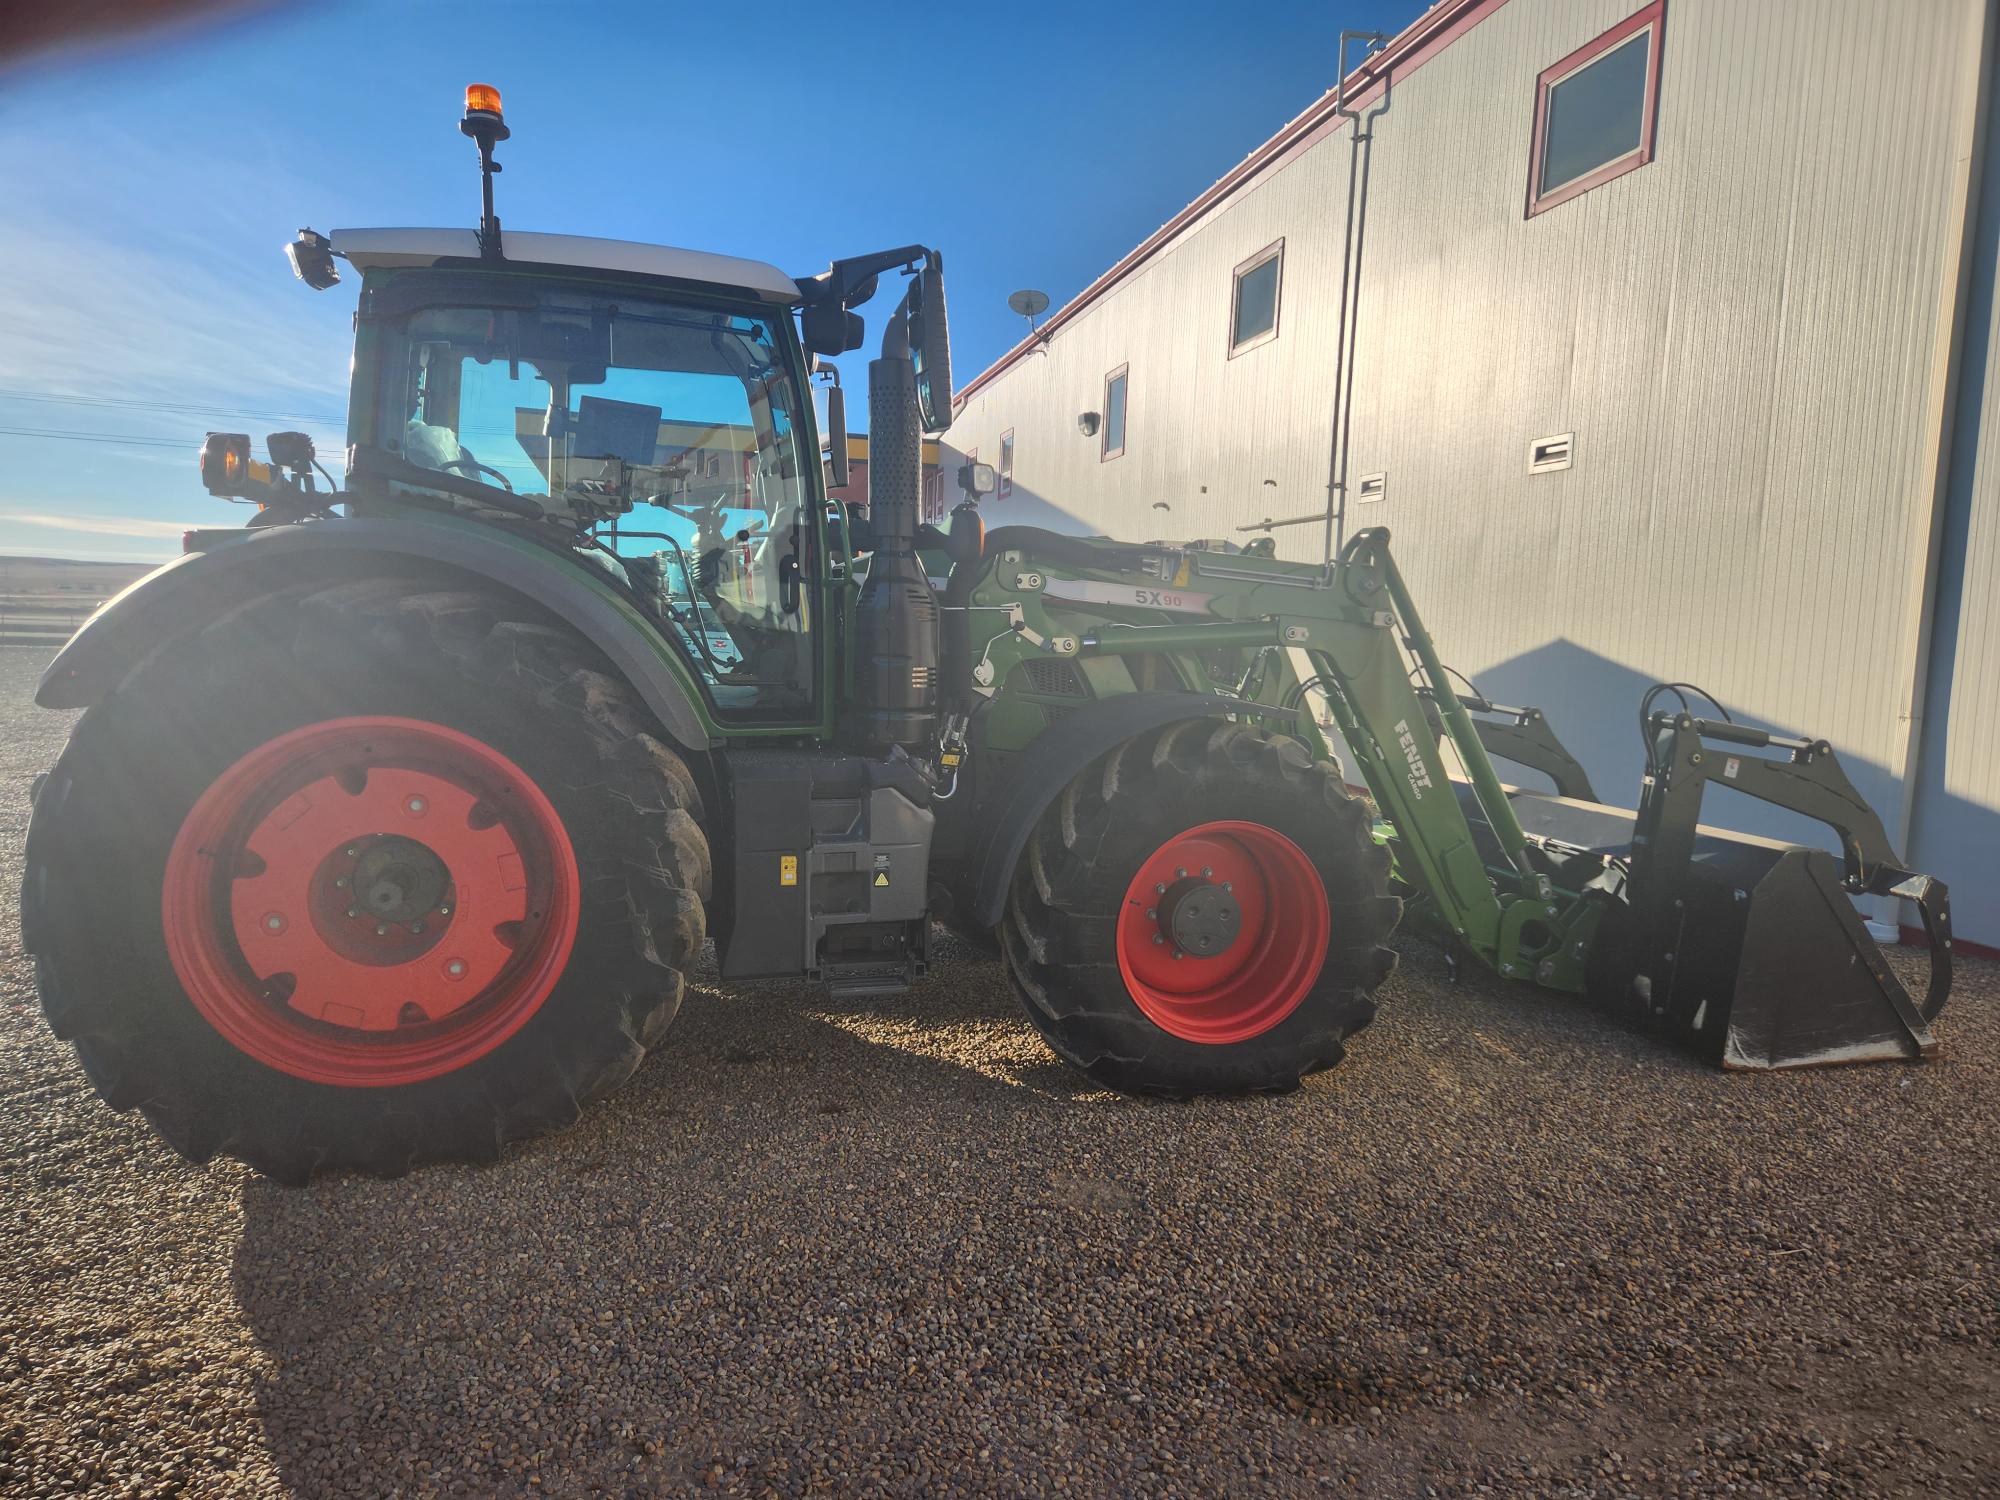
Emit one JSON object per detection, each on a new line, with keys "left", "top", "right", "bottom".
{"left": 818, "top": 957, "right": 921, "bottom": 998}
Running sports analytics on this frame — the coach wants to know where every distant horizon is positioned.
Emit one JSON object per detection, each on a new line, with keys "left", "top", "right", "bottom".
{"left": 0, "top": 528, "right": 192, "bottom": 565}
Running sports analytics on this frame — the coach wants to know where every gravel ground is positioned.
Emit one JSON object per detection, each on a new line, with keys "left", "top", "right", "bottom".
{"left": 0, "top": 646, "right": 1993, "bottom": 1499}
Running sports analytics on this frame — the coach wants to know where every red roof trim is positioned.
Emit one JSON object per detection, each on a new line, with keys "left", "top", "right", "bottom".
{"left": 952, "top": 0, "right": 1516, "bottom": 409}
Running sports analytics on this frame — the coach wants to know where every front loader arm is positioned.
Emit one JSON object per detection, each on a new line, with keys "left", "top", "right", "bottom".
{"left": 959, "top": 525, "right": 1553, "bottom": 978}
{"left": 1290, "top": 532, "right": 1522, "bottom": 966}
{"left": 960, "top": 528, "right": 1600, "bottom": 988}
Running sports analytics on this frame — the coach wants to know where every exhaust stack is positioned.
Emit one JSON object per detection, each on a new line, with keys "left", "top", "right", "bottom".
{"left": 851, "top": 291, "right": 940, "bottom": 749}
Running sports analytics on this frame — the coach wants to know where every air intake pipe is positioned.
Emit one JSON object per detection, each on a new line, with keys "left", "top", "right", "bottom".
{"left": 850, "top": 287, "right": 941, "bottom": 748}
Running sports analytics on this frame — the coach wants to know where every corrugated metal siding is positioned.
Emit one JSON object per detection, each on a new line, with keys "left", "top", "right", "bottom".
{"left": 1912, "top": 69, "right": 2000, "bottom": 948}
{"left": 949, "top": 0, "right": 1993, "bottom": 924}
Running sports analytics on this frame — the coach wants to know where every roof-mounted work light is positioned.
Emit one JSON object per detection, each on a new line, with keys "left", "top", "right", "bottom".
{"left": 285, "top": 228, "right": 340, "bottom": 290}
{"left": 459, "top": 82, "right": 510, "bottom": 260}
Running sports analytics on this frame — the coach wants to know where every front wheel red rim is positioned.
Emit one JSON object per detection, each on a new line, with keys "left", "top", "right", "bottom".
{"left": 162, "top": 716, "right": 580, "bottom": 1087}
{"left": 1115, "top": 820, "right": 1330, "bottom": 1045}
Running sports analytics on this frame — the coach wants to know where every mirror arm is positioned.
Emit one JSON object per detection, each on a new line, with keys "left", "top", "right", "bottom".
{"left": 798, "top": 245, "right": 932, "bottom": 309}
{"left": 879, "top": 283, "right": 913, "bottom": 361}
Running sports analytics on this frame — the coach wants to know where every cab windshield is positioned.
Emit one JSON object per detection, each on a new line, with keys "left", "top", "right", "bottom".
{"left": 375, "top": 283, "right": 816, "bottom": 715}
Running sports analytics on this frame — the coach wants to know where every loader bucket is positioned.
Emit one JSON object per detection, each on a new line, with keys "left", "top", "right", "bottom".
{"left": 1600, "top": 835, "right": 1951, "bottom": 1069}
{"left": 1482, "top": 780, "right": 1953, "bottom": 1070}
{"left": 1504, "top": 701, "right": 1960, "bottom": 1070}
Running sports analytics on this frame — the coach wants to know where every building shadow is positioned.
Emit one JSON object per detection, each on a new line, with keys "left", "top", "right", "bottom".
{"left": 1467, "top": 635, "right": 1999, "bottom": 944}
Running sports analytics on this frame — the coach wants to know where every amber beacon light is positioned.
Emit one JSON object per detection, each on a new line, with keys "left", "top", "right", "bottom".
{"left": 463, "top": 83, "right": 504, "bottom": 120}
{"left": 460, "top": 83, "right": 511, "bottom": 259}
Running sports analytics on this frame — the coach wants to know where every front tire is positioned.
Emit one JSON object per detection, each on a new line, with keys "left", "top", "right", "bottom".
{"left": 1001, "top": 720, "right": 1399, "bottom": 1095}
{"left": 22, "top": 579, "right": 709, "bottom": 1182}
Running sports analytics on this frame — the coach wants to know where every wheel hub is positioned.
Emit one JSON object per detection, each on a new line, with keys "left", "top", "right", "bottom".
{"left": 351, "top": 836, "right": 450, "bottom": 924}
{"left": 1155, "top": 876, "right": 1241, "bottom": 959}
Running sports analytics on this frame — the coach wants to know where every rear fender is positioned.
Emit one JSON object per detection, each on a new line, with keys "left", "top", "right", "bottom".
{"left": 965, "top": 692, "right": 1293, "bottom": 929}
{"left": 36, "top": 518, "right": 715, "bottom": 753}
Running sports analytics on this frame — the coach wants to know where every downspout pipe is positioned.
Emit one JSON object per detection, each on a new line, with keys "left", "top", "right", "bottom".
{"left": 1321, "top": 32, "right": 1389, "bottom": 564}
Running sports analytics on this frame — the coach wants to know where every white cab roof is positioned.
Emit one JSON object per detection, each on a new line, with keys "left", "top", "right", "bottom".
{"left": 329, "top": 228, "right": 801, "bottom": 303}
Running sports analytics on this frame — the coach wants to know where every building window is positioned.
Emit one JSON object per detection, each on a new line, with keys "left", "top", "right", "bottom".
{"left": 1229, "top": 240, "right": 1283, "bottom": 355}
{"left": 998, "top": 429, "right": 1014, "bottom": 499}
{"left": 1102, "top": 366, "right": 1128, "bottom": 461}
{"left": 1526, "top": 0, "right": 1664, "bottom": 218}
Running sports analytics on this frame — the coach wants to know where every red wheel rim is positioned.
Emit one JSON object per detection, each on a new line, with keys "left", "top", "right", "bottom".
{"left": 162, "top": 717, "right": 580, "bottom": 1087}
{"left": 1115, "top": 820, "right": 1329, "bottom": 1045}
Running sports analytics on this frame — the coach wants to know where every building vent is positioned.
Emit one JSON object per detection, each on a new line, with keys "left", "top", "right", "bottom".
{"left": 1357, "top": 472, "right": 1387, "bottom": 504}
{"left": 1021, "top": 658, "right": 1089, "bottom": 698}
{"left": 1529, "top": 433, "right": 1574, "bottom": 474}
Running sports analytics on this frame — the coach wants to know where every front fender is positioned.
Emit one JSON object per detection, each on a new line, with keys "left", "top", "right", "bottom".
{"left": 37, "top": 516, "right": 716, "bottom": 753}
{"left": 965, "top": 692, "right": 1292, "bottom": 928}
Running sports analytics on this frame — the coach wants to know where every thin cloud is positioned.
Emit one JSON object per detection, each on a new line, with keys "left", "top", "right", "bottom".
{"left": 0, "top": 125, "right": 353, "bottom": 412}
{"left": 0, "top": 511, "right": 201, "bottom": 538}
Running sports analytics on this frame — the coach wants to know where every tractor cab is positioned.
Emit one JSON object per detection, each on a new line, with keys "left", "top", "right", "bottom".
{"left": 330, "top": 228, "right": 825, "bottom": 716}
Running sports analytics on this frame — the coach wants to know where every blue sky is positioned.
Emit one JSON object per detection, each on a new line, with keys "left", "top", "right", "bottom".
{"left": 0, "top": 0, "right": 1420, "bottom": 561}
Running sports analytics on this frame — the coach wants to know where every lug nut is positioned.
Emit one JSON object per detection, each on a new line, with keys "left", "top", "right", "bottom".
{"left": 1154, "top": 884, "right": 1166, "bottom": 896}
{"left": 334, "top": 875, "right": 349, "bottom": 888}
{"left": 262, "top": 912, "right": 285, "bottom": 932}
{"left": 438, "top": 904, "right": 452, "bottom": 916}
{"left": 444, "top": 959, "right": 468, "bottom": 979}
{"left": 1176, "top": 867, "right": 1188, "bottom": 879}
{"left": 1171, "top": 950, "right": 1183, "bottom": 961}
{"left": 1152, "top": 934, "right": 1164, "bottom": 945}
{"left": 375, "top": 923, "right": 390, "bottom": 936}
{"left": 1201, "top": 867, "right": 1213, "bottom": 878}
{"left": 346, "top": 907, "right": 361, "bottom": 919}
{"left": 405, "top": 795, "right": 427, "bottom": 816}
{"left": 409, "top": 921, "right": 426, "bottom": 935}
{"left": 1145, "top": 908, "right": 1157, "bottom": 920}
{"left": 1223, "top": 882, "right": 1233, "bottom": 893}
{"left": 344, "top": 846, "right": 359, "bottom": 858}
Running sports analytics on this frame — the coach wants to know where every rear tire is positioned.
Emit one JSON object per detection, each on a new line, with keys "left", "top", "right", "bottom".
{"left": 1001, "top": 720, "right": 1399, "bottom": 1095}
{"left": 22, "top": 580, "right": 709, "bottom": 1182}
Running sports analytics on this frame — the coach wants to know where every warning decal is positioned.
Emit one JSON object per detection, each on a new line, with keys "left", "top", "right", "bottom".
{"left": 872, "top": 853, "right": 891, "bottom": 889}
{"left": 780, "top": 854, "right": 798, "bottom": 887}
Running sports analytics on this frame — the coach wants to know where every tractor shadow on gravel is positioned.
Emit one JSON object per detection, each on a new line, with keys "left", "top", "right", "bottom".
{"left": 217, "top": 941, "right": 1618, "bottom": 1494}
{"left": 223, "top": 942, "right": 1996, "bottom": 1497}
{"left": 223, "top": 951, "right": 1173, "bottom": 1492}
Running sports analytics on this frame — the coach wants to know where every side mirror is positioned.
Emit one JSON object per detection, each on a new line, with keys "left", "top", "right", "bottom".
{"left": 957, "top": 460, "right": 996, "bottom": 498}
{"left": 803, "top": 301, "right": 865, "bottom": 356}
{"left": 821, "top": 378, "right": 850, "bottom": 489}
{"left": 909, "top": 258, "right": 953, "bottom": 434}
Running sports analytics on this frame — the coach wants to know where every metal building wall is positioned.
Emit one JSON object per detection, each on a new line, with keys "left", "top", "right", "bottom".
{"left": 1912, "top": 83, "right": 2000, "bottom": 950}
{"left": 948, "top": 0, "right": 1995, "bottom": 936}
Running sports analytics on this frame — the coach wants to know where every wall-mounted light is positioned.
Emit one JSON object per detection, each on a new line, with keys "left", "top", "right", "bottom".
{"left": 1077, "top": 411, "right": 1101, "bottom": 437}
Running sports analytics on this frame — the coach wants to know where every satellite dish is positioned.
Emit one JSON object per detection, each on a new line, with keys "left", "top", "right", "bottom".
{"left": 1008, "top": 288, "right": 1051, "bottom": 331}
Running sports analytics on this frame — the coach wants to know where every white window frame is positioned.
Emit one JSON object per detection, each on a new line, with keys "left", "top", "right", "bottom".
{"left": 1228, "top": 239, "right": 1285, "bottom": 356}
{"left": 1101, "top": 365, "right": 1129, "bottom": 462}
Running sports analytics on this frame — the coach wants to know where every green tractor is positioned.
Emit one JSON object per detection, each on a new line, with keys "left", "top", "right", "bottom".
{"left": 23, "top": 91, "right": 1953, "bottom": 1181}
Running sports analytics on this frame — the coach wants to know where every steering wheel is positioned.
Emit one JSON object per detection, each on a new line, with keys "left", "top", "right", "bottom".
{"left": 442, "top": 455, "right": 514, "bottom": 492}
